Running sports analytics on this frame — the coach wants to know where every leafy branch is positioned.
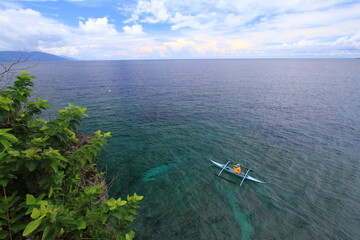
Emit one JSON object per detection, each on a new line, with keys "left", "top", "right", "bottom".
{"left": 0, "top": 72, "right": 142, "bottom": 239}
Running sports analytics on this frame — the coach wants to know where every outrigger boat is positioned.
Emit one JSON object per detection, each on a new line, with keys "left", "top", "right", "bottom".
{"left": 210, "top": 160, "right": 265, "bottom": 186}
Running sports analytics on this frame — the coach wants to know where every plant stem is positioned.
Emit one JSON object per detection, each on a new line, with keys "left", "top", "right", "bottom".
{"left": 2, "top": 186, "right": 13, "bottom": 240}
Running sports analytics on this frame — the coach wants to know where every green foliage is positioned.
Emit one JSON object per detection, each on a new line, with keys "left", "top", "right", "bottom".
{"left": 0, "top": 72, "right": 142, "bottom": 239}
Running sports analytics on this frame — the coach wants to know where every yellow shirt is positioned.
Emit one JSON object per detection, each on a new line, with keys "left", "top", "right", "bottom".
{"left": 233, "top": 166, "right": 241, "bottom": 174}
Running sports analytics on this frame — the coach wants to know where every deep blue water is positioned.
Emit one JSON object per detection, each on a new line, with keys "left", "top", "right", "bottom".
{"left": 28, "top": 59, "right": 360, "bottom": 240}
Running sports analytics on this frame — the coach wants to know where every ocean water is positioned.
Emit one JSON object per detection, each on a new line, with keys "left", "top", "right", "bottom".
{"left": 28, "top": 59, "right": 360, "bottom": 240}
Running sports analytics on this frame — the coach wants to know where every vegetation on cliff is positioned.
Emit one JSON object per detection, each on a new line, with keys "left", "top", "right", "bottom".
{"left": 0, "top": 72, "right": 142, "bottom": 239}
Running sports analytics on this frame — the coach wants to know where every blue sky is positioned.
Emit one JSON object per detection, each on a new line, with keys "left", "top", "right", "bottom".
{"left": 0, "top": 0, "right": 359, "bottom": 60}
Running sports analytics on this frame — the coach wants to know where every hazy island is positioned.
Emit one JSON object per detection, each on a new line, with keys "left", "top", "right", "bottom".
{"left": 0, "top": 51, "right": 73, "bottom": 62}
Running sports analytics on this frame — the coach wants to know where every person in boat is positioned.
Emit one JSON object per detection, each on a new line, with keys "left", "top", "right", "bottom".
{"left": 232, "top": 164, "right": 241, "bottom": 174}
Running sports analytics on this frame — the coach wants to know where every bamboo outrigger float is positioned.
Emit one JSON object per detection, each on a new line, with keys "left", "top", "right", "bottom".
{"left": 210, "top": 160, "right": 265, "bottom": 186}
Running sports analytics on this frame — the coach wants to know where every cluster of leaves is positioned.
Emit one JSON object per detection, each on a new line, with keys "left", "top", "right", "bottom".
{"left": 0, "top": 72, "right": 143, "bottom": 239}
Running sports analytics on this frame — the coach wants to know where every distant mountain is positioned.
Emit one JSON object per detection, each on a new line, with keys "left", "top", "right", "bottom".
{"left": 0, "top": 51, "right": 75, "bottom": 62}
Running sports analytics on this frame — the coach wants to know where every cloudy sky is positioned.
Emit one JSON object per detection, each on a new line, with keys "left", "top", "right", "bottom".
{"left": 0, "top": 0, "right": 359, "bottom": 60}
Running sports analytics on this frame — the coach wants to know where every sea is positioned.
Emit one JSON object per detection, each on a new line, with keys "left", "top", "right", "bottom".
{"left": 26, "top": 59, "right": 360, "bottom": 240}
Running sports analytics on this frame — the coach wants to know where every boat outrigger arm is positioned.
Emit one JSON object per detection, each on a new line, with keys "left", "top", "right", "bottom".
{"left": 239, "top": 169, "right": 251, "bottom": 186}
{"left": 217, "top": 161, "right": 231, "bottom": 177}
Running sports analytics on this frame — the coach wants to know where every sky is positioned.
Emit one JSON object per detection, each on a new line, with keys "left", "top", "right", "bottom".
{"left": 0, "top": 0, "right": 359, "bottom": 60}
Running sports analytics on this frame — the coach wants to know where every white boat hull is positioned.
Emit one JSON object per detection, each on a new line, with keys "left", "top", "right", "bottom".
{"left": 210, "top": 160, "right": 265, "bottom": 183}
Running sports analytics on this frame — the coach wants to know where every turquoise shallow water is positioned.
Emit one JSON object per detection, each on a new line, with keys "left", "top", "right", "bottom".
{"left": 28, "top": 59, "right": 360, "bottom": 239}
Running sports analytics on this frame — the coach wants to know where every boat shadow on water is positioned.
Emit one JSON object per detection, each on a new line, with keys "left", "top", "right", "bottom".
{"left": 214, "top": 173, "right": 239, "bottom": 185}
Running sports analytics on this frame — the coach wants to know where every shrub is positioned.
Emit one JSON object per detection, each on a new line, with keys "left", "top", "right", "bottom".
{"left": 0, "top": 72, "right": 142, "bottom": 240}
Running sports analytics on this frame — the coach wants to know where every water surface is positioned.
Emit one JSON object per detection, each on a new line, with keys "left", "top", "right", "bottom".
{"left": 30, "top": 59, "right": 360, "bottom": 240}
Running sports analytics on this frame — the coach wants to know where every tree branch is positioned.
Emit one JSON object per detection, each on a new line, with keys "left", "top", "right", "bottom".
{"left": 0, "top": 52, "right": 38, "bottom": 89}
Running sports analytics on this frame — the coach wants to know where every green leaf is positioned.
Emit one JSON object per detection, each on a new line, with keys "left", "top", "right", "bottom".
{"left": 41, "top": 226, "right": 50, "bottom": 240}
{"left": 0, "top": 96, "right": 13, "bottom": 111}
{"left": 101, "top": 214, "right": 109, "bottom": 224}
{"left": 7, "top": 150, "right": 20, "bottom": 156}
{"left": 117, "top": 200, "right": 127, "bottom": 206}
{"left": 0, "top": 139, "right": 11, "bottom": 150}
{"left": 128, "top": 209, "right": 137, "bottom": 215}
{"left": 133, "top": 193, "right": 144, "bottom": 201}
{"left": 104, "top": 132, "right": 112, "bottom": 138}
{"left": 25, "top": 161, "right": 37, "bottom": 172}
{"left": 0, "top": 230, "right": 8, "bottom": 239}
{"left": 106, "top": 198, "right": 116, "bottom": 208}
{"left": 31, "top": 208, "right": 41, "bottom": 219}
{"left": 2, "top": 195, "right": 19, "bottom": 209}
{"left": 77, "top": 221, "right": 86, "bottom": 230}
{"left": 26, "top": 194, "right": 37, "bottom": 205}
{"left": 0, "top": 96, "right": 13, "bottom": 104}
{"left": 49, "top": 162, "right": 59, "bottom": 173}
{"left": 57, "top": 228, "right": 64, "bottom": 237}
{"left": 23, "top": 148, "right": 41, "bottom": 157}
{"left": 125, "top": 215, "right": 135, "bottom": 222}
{"left": 126, "top": 231, "right": 135, "bottom": 240}
{"left": 0, "top": 104, "right": 10, "bottom": 111}
{"left": 48, "top": 187, "right": 54, "bottom": 198}
{"left": 23, "top": 218, "right": 42, "bottom": 236}
{"left": 40, "top": 126, "right": 49, "bottom": 131}
{"left": 0, "top": 179, "right": 8, "bottom": 187}
{"left": 0, "top": 129, "right": 18, "bottom": 142}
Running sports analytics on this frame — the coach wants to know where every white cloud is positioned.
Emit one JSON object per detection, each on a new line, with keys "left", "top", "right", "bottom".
{"left": 79, "top": 17, "right": 118, "bottom": 36}
{"left": 223, "top": 13, "right": 247, "bottom": 27}
{"left": 126, "top": 0, "right": 358, "bottom": 34}
{"left": 334, "top": 32, "right": 360, "bottom": 49}
{"left": 128, "top": 0, "right": 170, "bottom": 23}
{"left": 263, "top": 3, "right": 360, "bottom": 31}
{"left": 272, "top": 32, "right": 360, "bottom": 54}
{"left": 0, "top": 7, "right": 149, "bottom": 59}
{"left": 0, "top": 0, "right": 359, "bottom": 59}
{"left": 39, "top": 46, "right": 79, "bottom": 57}
{"left": 0, "top": 8, "right": 70, "bottom": 51}
{"left": 0, "top": 0, "right": 21, "bottom": 9}
{"left": 169, "top": 11, "right": 217, "bottom": 31}
{"left": 122, "top": 24, "right": 144, "bottom": 35}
